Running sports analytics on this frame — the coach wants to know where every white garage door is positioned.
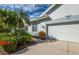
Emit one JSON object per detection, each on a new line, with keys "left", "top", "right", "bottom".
{"left": 48, "top": 24, "right": 79, "bottom": 43}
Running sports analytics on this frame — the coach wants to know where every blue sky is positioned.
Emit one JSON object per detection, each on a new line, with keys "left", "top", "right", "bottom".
{"left": 0, "top": 4, "right": 50, "bottom": 19}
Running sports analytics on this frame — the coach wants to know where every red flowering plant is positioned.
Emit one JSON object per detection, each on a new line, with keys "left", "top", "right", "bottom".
{"left": 0, "top": 33, "right": 17, "bottom": 53}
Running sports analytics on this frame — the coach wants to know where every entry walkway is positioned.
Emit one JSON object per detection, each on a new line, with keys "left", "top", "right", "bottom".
{"left": 14, "top": 40, "right": 79, "bottom": 55}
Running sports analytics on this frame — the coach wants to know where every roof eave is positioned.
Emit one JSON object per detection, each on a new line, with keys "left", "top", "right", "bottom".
{"left": 30, "top": 4, "right": 62, "bottom": 22}
{"left": 39, "top": 4, "right": 56, "bottom": 17}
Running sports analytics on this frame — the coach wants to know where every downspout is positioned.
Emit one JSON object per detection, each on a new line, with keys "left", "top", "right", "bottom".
{"left": 46, "top": 24, "right": 48, "bottom": 40}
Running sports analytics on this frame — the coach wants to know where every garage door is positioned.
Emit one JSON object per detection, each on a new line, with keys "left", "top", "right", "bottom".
{"left": 48, "top": 24, "right": 79, "bottom": 43}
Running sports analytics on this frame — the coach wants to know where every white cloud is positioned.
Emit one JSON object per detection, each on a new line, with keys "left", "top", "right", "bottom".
{"left": 0, "top": 4, "right": 49, "bottom": 19}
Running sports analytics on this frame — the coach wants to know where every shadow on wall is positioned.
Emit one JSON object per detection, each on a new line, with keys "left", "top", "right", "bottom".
{"left": 47, "top": 35, "right": 58, "bottom": 41}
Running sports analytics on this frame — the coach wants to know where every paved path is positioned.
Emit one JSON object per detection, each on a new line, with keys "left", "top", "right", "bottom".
{"left": 14, "top": 40, "right": 79, "bottom": 55}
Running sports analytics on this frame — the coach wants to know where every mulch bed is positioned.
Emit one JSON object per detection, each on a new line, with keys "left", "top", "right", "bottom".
{"left": 17, "top": 40, "right": 38, "bottom": 50}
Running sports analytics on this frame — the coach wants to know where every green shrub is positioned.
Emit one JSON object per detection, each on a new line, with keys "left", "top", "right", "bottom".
{"left": 3, "top": 36, "right": 17, "bottom": 53}
{"left": 15, "top": 29, "right": 28, "bottom": 36}
{"left": 26, "top": 34, "right": 33, "bottom": 41}
{"left": 0, "top": 29, "right": 33, "bottom": 53}
{"left": 15, "top": 29, "right": 33, "bottom": 45}
{"left": 16, "top": 36, "right": 25, "bottom": 45}
{"left": 0, "top": 27, "right": 10, "bottom": 33}
{"left": 0, "top": 34, "right": 17, "bottom": 53}
{"left": 15, "top": 30, "right": 26, "bottom": 45}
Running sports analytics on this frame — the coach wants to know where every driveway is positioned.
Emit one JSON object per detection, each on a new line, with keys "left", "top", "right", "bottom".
{"left": 14, "top": 40, "right": 79, "bottom": 55}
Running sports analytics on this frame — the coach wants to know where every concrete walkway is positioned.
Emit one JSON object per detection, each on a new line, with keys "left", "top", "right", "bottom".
{"left": 14, "top": 40, "right": 79, "bottom": 55}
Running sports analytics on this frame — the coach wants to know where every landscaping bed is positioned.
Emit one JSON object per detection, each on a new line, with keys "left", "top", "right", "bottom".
{"left": 0, "top": 30, "right": 33, "bottom": 55}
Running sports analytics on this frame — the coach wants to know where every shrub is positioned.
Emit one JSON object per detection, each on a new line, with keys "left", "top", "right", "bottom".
{"left": 15, "top": 30, "right": 33, "bottom": 45}
{"left": 15, "top": 30, "right": 26, "bottom": 45}
{"left": 26, "top": 34, "right": 33, "bottom": 41}
{"left": 0, "top": 29, "right": 33, "bottom": 53}
{"left": 0, "top": 33, "right": 17, "bottom": 53}
{"left": 16, "top": 36, "right": 25, "bottom": 45}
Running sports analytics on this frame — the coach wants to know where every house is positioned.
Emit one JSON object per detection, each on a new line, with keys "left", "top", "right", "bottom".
{"left": 28, "top": 4, "right": 79, "bottom": 43}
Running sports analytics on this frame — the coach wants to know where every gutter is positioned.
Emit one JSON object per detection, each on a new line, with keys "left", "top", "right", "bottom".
{"left": 39, "top": 4, "right": 56, "bottom": 17}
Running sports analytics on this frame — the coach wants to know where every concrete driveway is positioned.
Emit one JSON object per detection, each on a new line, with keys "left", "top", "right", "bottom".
{"left": 14, "top": 40, "right": 79, "bottom": 55}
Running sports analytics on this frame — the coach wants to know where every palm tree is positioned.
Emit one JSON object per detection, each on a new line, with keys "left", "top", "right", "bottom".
{"left": 0, "top": 8, "right": 30, "bottom": 33}
{"left": 18, "top": 9, "right": 30, "bottom": 26}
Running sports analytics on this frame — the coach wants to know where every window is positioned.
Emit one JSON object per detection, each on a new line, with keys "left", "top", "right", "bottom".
{"left": 32, "top": 24, "right": 37, "bottom": 31}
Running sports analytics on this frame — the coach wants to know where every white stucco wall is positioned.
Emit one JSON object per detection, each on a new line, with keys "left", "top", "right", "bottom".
{"left": 48, "top": 4, "right": 79, "bottom": 43}
{"left": 49, "top": 4, "right": 79, "bottom": 19}
{"left": 28, "top": 25, "right": 32, "bottom": 33}
{"left": 39, "top": 22, "right": 46, "bottom": 33}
